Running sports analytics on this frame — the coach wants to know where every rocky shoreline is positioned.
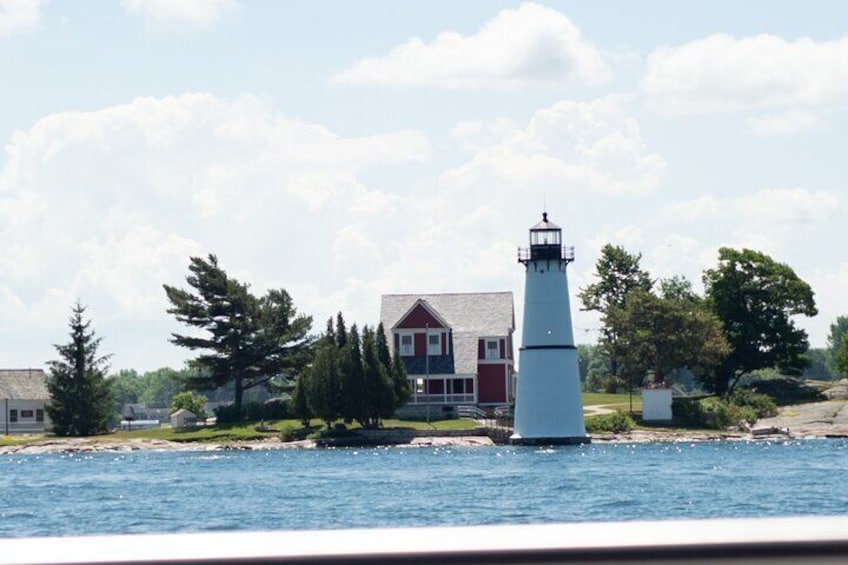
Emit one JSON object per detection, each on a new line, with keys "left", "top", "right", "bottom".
{"left": 3, "top": 400, "right": 846, "bottom": 456}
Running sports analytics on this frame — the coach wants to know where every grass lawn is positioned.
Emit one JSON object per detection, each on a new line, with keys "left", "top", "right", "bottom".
{"left": 582, "top": 392, "right": 642, "bottom": 411}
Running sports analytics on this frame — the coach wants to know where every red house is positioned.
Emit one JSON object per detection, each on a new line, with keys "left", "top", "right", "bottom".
{"left": 380, "top": 292, "right": 515, "bottom": 409}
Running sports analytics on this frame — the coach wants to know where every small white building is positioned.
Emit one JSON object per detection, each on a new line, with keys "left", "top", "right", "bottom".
{"left": 642, "top": 388, "right": 673, "bottom": 422}
{"left": 0, "top": 369, "right": 52, "bottom": 434}
{"left": 170, "top": 408, "right": 197, "bottom": 428}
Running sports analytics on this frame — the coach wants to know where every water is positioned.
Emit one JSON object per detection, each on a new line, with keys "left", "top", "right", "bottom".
{"left": 2, "top": 439, "right": 847, "bottom": 538}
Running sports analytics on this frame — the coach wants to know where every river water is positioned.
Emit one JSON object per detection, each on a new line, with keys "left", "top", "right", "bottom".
{"left": 2, "top": 439, "right": 847, "bottom": 538}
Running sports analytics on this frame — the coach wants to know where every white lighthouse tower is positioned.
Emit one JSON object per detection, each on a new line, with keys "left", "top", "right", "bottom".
{"left": 512, "top": 212, "right": 589, "bottom": 445}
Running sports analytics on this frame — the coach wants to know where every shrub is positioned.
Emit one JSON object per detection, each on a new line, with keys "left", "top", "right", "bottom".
{"left": 585, "top": 412, "right": 635, "bottom": 434}
{"left": 729, "top": 389, "right": 778, "bottom": 418}
{"left": 673, "top": 396, "right": 757, "bottom": 429}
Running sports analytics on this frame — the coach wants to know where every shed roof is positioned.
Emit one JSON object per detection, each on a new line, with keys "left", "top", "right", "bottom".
{"left": 0, "top": 369, "right": 50, "bottom": 400}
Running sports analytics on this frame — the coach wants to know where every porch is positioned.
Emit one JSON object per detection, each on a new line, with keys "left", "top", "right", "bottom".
{"left": 406, "top": 374, "right": 476, "bottom": 405}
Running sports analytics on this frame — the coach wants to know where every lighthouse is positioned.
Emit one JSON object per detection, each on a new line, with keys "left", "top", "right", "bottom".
{"left": 512, "top": 212, "right": 589, "bottom": 445}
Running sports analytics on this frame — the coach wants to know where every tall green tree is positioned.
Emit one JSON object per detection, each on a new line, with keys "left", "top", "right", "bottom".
{"left": 339, "top": 323, "right": 366, "bottom": 425}
{"left": 826, "top": 315, "right": 848, "bottom": 373}
{"left": 605, "top": 288, "right": 730, "bottom": 389}
{"left": 703, "top": 247, "right": 817, "bottom": 394}
{"left": 306, "top": 343, "right": 341, "bottom": 427}
{"left": 835, "top": 334, "right": 848, "bottom": 379}
{"left": 164, "top": 255, "right": 313, "bottom": 417}
{"left": 579, "top": 243, "right": 653, "bottom": 379}
{"left": 292, "top": 372, "right": 312, "bottom": 426}
{"left": 46, "top": 302, "right": 114, "bottom": 437}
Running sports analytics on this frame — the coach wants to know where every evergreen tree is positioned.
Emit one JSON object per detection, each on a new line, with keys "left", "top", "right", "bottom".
{"left": 377, "top": 323, "right": 409, "bottom": 413}
{"left": 361, "top": 326, "right": 385, "bottom": 428}
{"left": 292, "top": 373, "right": 312, "bottom": 427}
{"left": 164, "top": 254, "right": 313, "bottom": 417}
{"left": 335, "top": 312, "right": 347, "bottom": 349}
{"left": 340, "top": 324, "right": 366, "bottom": 425}
{"left": 305, "top": 343, "right": 341, "bottom": 427}
{"left": 46, "top": 302, "right": 114, "bottom": 437}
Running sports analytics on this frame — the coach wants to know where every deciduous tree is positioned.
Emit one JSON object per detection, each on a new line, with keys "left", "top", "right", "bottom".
{"left": 703, "top": 247, "right": 817, "bottom": 394}
{"left": 46, "top": 302, "right": 114, "bottom": 437}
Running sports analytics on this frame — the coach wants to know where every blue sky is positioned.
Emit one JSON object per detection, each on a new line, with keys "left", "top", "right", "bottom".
{"left": 1, "top": 0, "right": 847, "bottom": 372}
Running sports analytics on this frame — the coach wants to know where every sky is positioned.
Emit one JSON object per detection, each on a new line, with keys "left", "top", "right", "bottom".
{"left": 1, "top": 0, "right": 847, "bottom": 374}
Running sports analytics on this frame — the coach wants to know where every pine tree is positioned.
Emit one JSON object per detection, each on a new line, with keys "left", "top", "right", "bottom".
{"left": 339, "top": 324, "right": 366, "bottom": 425}
{"left": 164, "top": 254, "right": 313, "bottom": 417}
{"left": 335, "top": 312, "right": 347, "bottom": 349}
{"left": 306, "top": 343, "right": 341, "bottom": 427}
{"left": 292, "top": 373, "right": 312, "bottom": 427}
{"left": 46, "top": 302, "right": 114, "bottom": 437}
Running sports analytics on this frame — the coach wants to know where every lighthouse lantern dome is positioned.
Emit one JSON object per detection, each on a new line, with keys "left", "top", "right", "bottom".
{"left": 529, "top": 212, "right": 562, "bottom": 247}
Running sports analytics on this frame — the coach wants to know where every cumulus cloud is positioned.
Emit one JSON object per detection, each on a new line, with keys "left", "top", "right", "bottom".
{"left": 0, "top": 93, "right": 431, "bottom": 339}
{"left": 334, "top": 2, "right": 611, "bottom": 88}
{"left": 643, "top": 33, "right": 848, "bottom": 115}
{"left": 0, "top": 0, "right": 48, "bottom": 38}
{"left": 442, "top": 95, "right": 666, "bottom": 195}
{"left": 664, "top": 188, "right": 842, "bottom": 225}
{"left": 123, "top": 0, "right": 239, "bottom": 28}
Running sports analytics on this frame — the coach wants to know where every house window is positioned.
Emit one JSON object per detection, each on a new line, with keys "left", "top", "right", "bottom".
{"left": 400, "top": 335, "right": 414, "bottom": 356}
{"left": 486, "top": 339, "right": 500, "bottom": 359}
{"left": 415, "top": 378, "right": 425, "bottom": 394}
{"left": 36, "top": 409, "right": 44, "bottom": 423}
{"left": 428, "top": 333, "right": 441, "bottom": 355}
{"left": 9, "top": 409, "right": 17, "bottom": 423}
{"left": 20, "top": 410, "right": 34, "bottom": 419}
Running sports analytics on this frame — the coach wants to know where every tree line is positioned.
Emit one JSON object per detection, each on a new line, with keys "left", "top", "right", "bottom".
{"left": 578, "top": 244, "right": 837, "bottom": 396}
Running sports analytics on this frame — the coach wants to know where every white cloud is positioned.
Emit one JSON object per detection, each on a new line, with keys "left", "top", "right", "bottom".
{"left": 0, "top": 0, "right": 47, "bottom": 38}
{"left": 442, "top": 95, "right": 666, "bottom": 195}
{"left": 334, "top": 2, "right": 611, "bottom": 88}
{"left": 744, "top": 111, "right": 823, "bottom": 136}
{"left": 665, "top": 188, "right": 842, "bottom": 225}
{"left": 643, "top": 33, "right": 848, "bottom": 114}
{"left": 0, "top": 93, "right": 430, "bottom": 340}
{"left": 123, "top": 0, "right": 239, "bottom": 28}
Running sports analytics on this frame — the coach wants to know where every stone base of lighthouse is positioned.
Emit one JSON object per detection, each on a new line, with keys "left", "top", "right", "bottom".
{"left": 510, "top": 347, "right": 590, "bottom": 445}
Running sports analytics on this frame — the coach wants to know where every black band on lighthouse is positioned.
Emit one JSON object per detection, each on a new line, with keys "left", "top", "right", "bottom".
{"left": 519, "top": 345, "right": 576, "bottom": 351}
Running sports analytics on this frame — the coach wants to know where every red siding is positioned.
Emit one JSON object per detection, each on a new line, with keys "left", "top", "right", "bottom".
{"left": 466, "top": 378, "right": 474, "bottom": 394}
{"left": 429, "top": 379, "right": 444, "bottom": 394}
{"left": 478, "top": 339, "right": 485, "bottom": 360}
{"left": 396, "top": 304, "right": 445, "bottom": 329}
{"left": 478, "top": 364, "right": 507, "bottom": 403}
{"left": 394, "top": 333, "right": 399, "bottom": 352}
{"left": 414, "top": 333, "right": 426, "bottom": 356}
{"left": 499, "top": 339, "right": 505, "bottom": 359}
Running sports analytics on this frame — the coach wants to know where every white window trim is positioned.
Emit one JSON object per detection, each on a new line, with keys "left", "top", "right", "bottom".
{"left": 427, "top": 332, "right": 441, "bottom": 356}
{"left": 485, "top": 337, "right": 500, "bottom": 360}
{"left": 399, "top": 332, "right": 414, "bottom": 357}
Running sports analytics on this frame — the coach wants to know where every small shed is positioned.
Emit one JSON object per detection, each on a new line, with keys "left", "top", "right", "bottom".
{"left": 170, "top": 408, "right": 197, "bottom": 429}
{"left": 642, "top": 388, "right": 673, "bottom": 422}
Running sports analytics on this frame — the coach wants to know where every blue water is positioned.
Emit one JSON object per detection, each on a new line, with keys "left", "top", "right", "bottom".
{"left": 2, "top": 439, "right": 847, "bottom": 538}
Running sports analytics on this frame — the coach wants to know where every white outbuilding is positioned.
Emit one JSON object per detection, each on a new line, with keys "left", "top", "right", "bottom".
{"left": 170, "top": 408, "right": 197, "bottom": 428}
